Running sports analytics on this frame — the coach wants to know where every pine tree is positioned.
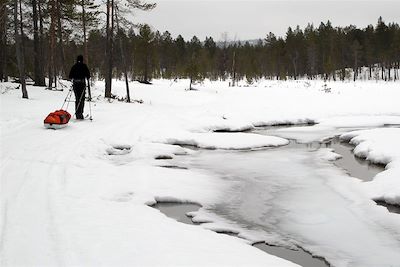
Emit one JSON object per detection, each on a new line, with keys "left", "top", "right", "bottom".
{"left": 375, "top": 17, "right": 389, "bottom": 80}
{"left": 363, "top": 25, "right": 375, "bottom": 79}
{"left": 305, "top": 24, "right": 318, "bottom": 79}
{"left": 136, "top": 24, "right": 154, "bottom": 83}
{"left": 104, "top": 0, "right": 155, "bottom": 98}
{"left": 159, "top": 31, "right": 174, "bottom": 78}
{"left": 186, "top": 36, "right": 202, "bottom": 89}
{"left": 77, "top": 0, "right": 99, "bottom": 65}
{"left": 174, "top": 34, "right": 186, "bottom": 78}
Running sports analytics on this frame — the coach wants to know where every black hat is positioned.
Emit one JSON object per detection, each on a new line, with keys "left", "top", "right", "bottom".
{"left": 77, "top": 55, "right": 84, "bottom": 63}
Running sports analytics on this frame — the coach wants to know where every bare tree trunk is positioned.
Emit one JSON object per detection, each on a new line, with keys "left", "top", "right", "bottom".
{"left": 341, "top": 67, "right": 345, "bottom": 81}
{"left": 144, "top": 51, "right": 148, "bottom": 82}
{"left": 32, "top": 0, "right": 45, "bottom": 86}
{"left": 48, "top": 0, "right": 57, "bottom": 88}
{"left": 14, "top": 0, "right": 28, "bottom": 98}
{"left": 369, "top": 65, "right": 372, "bottom": 80}
{"left": 32, "top": 0, "right": 39, "bottom": 82}
{"left": 104, "top": 0, "right": 113, "bottom": 98}
{"left": 292, "top": 58, "right": 297, "bottom": 80}
{"left": 115, "top": 9, "right": 131, "bottom": 102}
{"left": 231, "top": 50, "right": 236, "bottom": 86}
{"left": 109, "top": 0, "right": 114, "bottom": 86}
{"left": 56, "top": 0, "right": 66, "bottom": 77}
{"left": 81, "top": 0, "right": 88, "bottom": 64}
{"left": 353, "top": 49, "right": 358, "bottom": 82}
{"left": 124, "top": 60, "right": 130, "bottom": 102}
{"left": 48, "top": 64, "right": 53, "bottom": 88}
{"left": 0, "top": 1, "right": 6, "bottom": 81}
{"left": 291, "top": 51, "right": 298, "bottom": 80}
{"left": 38, "top": 0, "right": 45, "bottom": 84}
{"left": 105, "top": 0, "right": 110, "bottom": 96}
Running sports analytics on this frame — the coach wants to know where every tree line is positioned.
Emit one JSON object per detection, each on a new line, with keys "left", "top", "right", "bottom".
{"left": 1, "top": 0, "right": 399, "bottom": 100}
{"left": 0, "top": 0, "right": 155, "bottom": 99}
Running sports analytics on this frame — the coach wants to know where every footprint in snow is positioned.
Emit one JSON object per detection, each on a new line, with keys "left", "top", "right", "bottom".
{"left": 106, "top": 144, "right": 132, "bottom": 155}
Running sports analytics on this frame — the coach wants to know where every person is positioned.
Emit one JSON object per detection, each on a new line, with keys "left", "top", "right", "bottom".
{"left": 68, "top": 55, "right": 90, "bottom": 119}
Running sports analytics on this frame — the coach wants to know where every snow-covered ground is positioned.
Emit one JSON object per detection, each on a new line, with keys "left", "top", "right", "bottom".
{"left": 341, "top": 128, "right": 400, "bottom": 205}
{"left": 1, "top": 79, "right": 400, "bottom": 266}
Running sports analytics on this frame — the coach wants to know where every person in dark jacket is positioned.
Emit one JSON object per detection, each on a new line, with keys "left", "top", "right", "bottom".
{"left": 69, "top": 55, "right": 90, "bottom": 119}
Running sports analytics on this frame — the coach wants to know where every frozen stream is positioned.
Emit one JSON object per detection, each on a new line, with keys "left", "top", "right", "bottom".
{"left": 158, "top": 127, "right": 400, "bottom": 267}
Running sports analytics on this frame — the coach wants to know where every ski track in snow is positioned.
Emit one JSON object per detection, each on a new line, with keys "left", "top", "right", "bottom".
{"left": 1, "top": 79, "right": 400, "bottom": 266}
{"left": 1, "top": 116, "right": 84, "bottom": 265}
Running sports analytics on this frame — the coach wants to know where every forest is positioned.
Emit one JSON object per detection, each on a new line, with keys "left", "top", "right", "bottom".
{"left": 1, "top": 0, "right": 400, "bottom": 99}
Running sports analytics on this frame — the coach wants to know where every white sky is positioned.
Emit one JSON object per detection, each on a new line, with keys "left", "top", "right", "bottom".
{"left": 131, "top": 0, "right": 400, "bottom": 41}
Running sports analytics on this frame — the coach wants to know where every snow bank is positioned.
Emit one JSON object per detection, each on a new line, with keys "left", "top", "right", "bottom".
{"left": 341, "top": 128, "right": 400, "bottom": 205}
{"left": 157, "top": 132, "right": 289, "bottom": 150}
{"left": 316, "top": 148, "right": 343, "bottom": 161}
{"left": 267, "top": 115, "right": 400, "bottom": 143}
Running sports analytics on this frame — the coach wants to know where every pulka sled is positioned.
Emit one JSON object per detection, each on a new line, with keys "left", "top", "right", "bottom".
{"left": 44, "top": 82, "right": 93, "bottom": 129}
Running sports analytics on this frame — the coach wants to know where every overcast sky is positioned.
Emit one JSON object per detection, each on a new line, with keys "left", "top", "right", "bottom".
{"left": 131, "top": 0, "right": 400, "bottom": 41}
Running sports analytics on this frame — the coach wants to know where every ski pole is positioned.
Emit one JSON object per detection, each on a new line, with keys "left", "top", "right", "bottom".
{"left": 87, "top": 79, "right": 93, "bottom": 121}
{"left": 61, "top": 86, "right": 73, "bottom": 110}
{"left": 75, "top": 86, "right": 86, "bottom": 118}
{"left": 87, "top": 78, "right": 92, "bottom": 101}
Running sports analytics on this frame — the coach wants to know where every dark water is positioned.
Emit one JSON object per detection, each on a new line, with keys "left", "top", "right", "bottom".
{"left": 254, "top": 242, "right": 329, "bottom": 267}
{"left": 154, "top": 127, "right": 398, "bottom": 267}
{"left": 284, "top": 138, "right": 384, "bottom": 182}
{"left": 324, "top": 138, "right": 384, "bottom": 181}
{"left": 287, "top": 138, "right": 399, "bottom": 214}
{"left": 153, "top": 202, "right": 200, "bottom": 225}
{"left": 376, "top": 201, "right": 400, "bottom": 213}
{"left": 152, "top": 202, "right": 329, "bottom": 267}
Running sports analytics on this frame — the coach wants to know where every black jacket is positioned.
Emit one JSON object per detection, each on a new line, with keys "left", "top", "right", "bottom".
{"left": 69, "top": 62, "right": 90, "bottom": 81}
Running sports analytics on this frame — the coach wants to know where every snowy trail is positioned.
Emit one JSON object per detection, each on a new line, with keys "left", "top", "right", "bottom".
{"left": 0, "top": 99, "right": 152, "bottom": 265}
{"left": 1, "top": 116, "right": 95, "bottom": 265}
{"left": 1, "top": 93, "right": 111, "bottom": 261}
{"left": 1, "top": 86, "right": 300, "bottom": 266}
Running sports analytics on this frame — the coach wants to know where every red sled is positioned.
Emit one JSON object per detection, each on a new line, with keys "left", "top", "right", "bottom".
{"left": 44, "top": 110, "right": 71, "bottom": 129}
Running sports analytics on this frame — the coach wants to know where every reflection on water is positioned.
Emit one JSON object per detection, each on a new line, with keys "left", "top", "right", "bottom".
{"left": 153, "top": 202, "right": 200, "bottom": 225}
{"left": 153, "top": 202, "right": 329, "bottom": 267}
{"left": 159, "top": 126, "right": 400, "bottom": 266}
{"left": 254, "top": 242, "right": 329, "bottom": 267}
{"left": 376, "top": 201, "right": 400, "bottom": 214}
{"left": 324, "top": 138, "right": 384, "bottom": 181}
